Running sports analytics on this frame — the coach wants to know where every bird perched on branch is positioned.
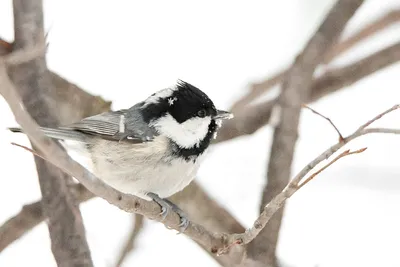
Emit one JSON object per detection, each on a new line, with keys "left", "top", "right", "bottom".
{"left": 9, "top": 80, "right": 233, "bottom": 231}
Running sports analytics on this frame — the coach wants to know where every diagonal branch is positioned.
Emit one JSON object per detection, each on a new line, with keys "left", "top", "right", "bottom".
{"left": 247, "top": 0, "right": 365, "bottom": 265}
{"left": 323, "top": 9, "right": 400, "bottom": 63}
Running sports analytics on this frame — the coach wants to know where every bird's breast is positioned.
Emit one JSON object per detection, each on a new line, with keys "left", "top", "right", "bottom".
{"left": 89, "top": 136, "right": 203, "bottom": 198}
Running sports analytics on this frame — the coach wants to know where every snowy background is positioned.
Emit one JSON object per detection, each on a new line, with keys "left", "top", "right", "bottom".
{"left": 1, "top": 1, "right": 400, "bottom": 266}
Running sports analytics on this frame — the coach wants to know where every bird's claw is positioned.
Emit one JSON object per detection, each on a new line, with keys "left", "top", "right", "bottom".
{"left": 146, "top": 192, "right": 190, "bottom": 233}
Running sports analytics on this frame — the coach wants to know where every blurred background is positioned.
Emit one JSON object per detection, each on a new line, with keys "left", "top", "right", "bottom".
{"left": 0, "top": 1, "right": 400, "bottom": 266}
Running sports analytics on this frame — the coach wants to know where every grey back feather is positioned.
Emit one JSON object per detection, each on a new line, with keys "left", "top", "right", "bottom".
{"left": 60, "top": 105, "right": 158, "bottom": 143}
{"left": 10, "top": 104, "right": 159, "bottom": 144}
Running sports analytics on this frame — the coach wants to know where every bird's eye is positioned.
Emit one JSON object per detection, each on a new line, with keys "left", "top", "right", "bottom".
{"left": 197, "top": 109, "right": 207, "bottom": 118}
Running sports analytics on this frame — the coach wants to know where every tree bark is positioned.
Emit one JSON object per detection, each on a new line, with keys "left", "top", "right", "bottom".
{"left": 9, "top": 1, "right": 93, "bottom": 266}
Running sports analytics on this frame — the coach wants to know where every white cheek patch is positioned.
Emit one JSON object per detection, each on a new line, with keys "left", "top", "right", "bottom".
{"left": 150, "top": 114, "right": 211, "bottom": 148}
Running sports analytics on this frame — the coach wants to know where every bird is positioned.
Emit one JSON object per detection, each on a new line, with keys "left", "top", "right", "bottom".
{"left": 9, "top": 80, "right": 233, "bottom": 231}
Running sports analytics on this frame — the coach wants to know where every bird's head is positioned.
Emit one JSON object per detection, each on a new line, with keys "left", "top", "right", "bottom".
{"left": 140, "top": 80, "right": 232, "bottom": 156}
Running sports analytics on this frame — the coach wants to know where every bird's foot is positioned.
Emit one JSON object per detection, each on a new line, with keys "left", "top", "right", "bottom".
{"left": 146, "top": 192, "right": 189, "bottom": 233}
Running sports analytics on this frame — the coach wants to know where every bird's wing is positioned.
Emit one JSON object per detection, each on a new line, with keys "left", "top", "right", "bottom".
{"left": 61, "top": 109, "right": 157, "bottom": 143}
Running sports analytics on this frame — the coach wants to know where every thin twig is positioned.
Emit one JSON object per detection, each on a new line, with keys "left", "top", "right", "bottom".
{"left": 218, "top": 104, "right": 400, "bottom": 255}
{"left": 356, "top": 104, "right": 400, "bottom": 131}
{"left": 303, "top": 104, "right": 345, "bottom": 142}
{"left": 297, "top": 147, "right": 367, "bottom": 190}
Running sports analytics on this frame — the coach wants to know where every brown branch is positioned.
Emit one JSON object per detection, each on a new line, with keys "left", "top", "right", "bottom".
{"left": 231, "top": 70, "right": 285, "bottom": 112}
{"left": 323, "top": 9, "right": 400, "bottom": 63}
{"left": 247, "top": 1, "right": 365, "bottom": 265}
{"left": 219, "top": 105, "right": 400, "bottom": 255}
{"left": 1, "top": 46, "right": 399, "bottom": 260}
{"left": 0, "top": 184, "right": 94, "bottom": 252}
{"left": 114, "top": 215, "right": 145, "bottom": 267}
{"left": 215, "top": 41, "right": 400, "bottom": 143}
{"left": 10, "top": 0, "right": 94, "bottom": 266}
{"left": 231, "top": 9, "right": 400, "bottom": 112}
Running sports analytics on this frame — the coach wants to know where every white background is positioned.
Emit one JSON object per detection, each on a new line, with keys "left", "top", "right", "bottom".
{"left": 1, "top": 1, "right": 400, "bottom": 266}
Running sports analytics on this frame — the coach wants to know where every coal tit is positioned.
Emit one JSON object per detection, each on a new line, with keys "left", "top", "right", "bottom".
{"left": 9, "top": 80, "right": 233, "bottom": 230}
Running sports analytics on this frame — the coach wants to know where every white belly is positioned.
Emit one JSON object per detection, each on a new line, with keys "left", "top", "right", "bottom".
{"left": 89, "top": 136, "right": 203, "bottom": 200}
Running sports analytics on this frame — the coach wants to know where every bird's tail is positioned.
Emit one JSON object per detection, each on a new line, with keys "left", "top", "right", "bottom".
{"left": 8, "top": 127, "right": 89, "bottom": 143}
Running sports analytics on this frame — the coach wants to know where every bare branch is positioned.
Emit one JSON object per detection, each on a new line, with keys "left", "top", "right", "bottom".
{"left": 10, "top": 0, "right": 93, "bottom": 265}
{"left": 218, "top": 105, "right": 400, "bottom": 255}
{"left": 356, "top": 104, "right": 400, "bottom": 131}
{"left": 297, "top": 147, "right": 367, "bottom": 190}
{"left": 0, "top": 184, "right": 94, "bottom": 252}
{"left": 323, "top": 9, "right": 400, "bottom": 63}
{"left": 247, "top": 1, "right": 365, "bottom": 264}
{"left": 231, "top": 70, "right": 285, "bottom": 112}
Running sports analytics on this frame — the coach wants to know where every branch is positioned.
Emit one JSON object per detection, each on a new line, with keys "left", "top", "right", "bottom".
{"left": 219, "top": 105, "right": 400, "bottom": 255}
{"left": 10, "top": 0, "right": 93, "bottom": 265}
{"left": 230, "top": 9, "right": 400, "bottom": 112}
{"left": 215, "top": 41, "right": 400, "bottom": 143}
{"left": 323, "top": 9, "right": 400, "bottom": 63}
{"left": 0, "top": 184, "right": 94, "bottom": 252}
{"left": 247, "top": 0, "right": 365, "bottom": 264}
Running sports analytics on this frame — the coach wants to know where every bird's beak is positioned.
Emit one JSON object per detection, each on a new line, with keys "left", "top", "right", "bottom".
{"left": 213, "top": 110, "right": 234, "bottom": 120}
